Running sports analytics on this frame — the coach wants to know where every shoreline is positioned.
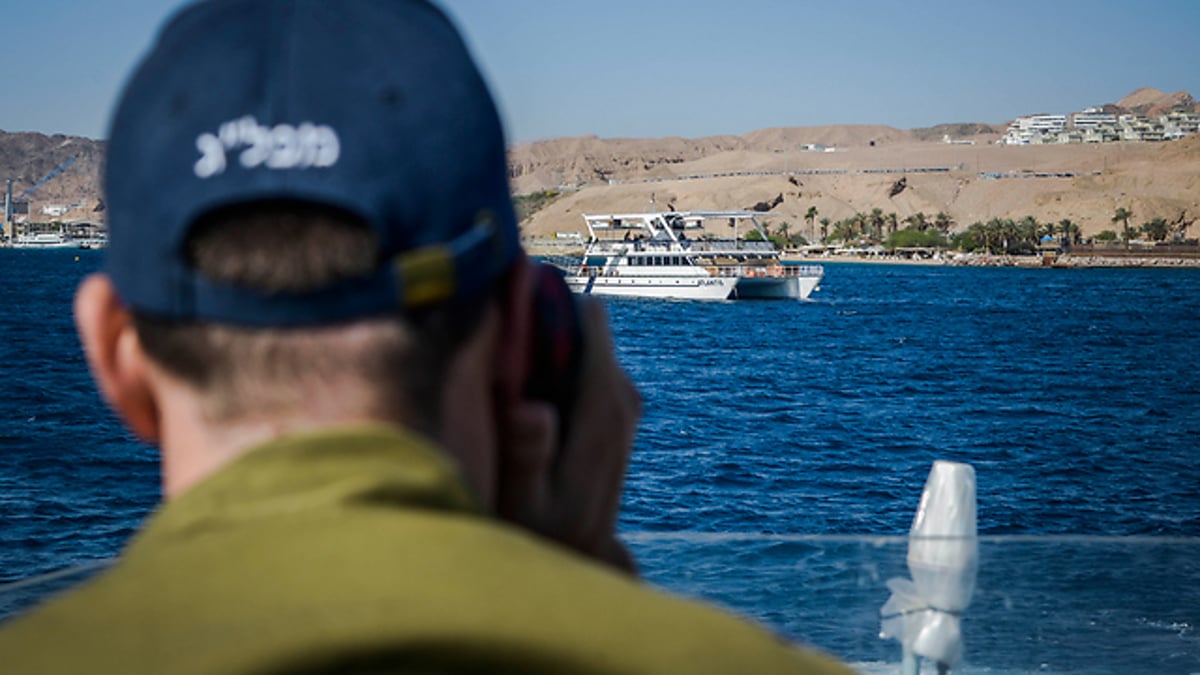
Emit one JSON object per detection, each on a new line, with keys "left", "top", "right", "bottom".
{"left": 786, "top": 253, "right": 1200, "bottom": 269}
{"left": 522, "top": 240, "right": 1200, "bottom": 269}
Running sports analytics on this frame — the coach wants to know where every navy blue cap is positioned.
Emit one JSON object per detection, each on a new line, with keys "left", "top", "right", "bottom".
{"left": 104, "top": 0, "right": 520, "bottom": 326}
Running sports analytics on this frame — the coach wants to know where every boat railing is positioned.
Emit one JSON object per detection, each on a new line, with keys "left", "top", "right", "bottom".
{"left": 707, "top": 264, "right": 824, "bottom": 279}
{"left": 587, "top": 239, "right": 780, "bottom": 255}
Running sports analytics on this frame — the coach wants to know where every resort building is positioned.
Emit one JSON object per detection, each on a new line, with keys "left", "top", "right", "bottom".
{"left": 1070, "top": 108, "right": 1117, "bottom": 129}
{"left": 1003, "top": 108, "right": 1197, "bottom": 145}
{"left": 1001, "top": 115, "right": 1068, "bottom": 145}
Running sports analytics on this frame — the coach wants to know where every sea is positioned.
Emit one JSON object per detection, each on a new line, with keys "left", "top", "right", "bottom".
{"left": 1, "top": 249, "right": 1198, "bottom": 674}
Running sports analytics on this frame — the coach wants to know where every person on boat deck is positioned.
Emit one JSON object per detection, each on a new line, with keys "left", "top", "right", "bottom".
{"left": 0, "top": 1, "right": 852, "bottom": 673}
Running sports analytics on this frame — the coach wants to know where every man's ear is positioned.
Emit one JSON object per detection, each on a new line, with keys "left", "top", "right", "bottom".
{"left": 75, "top": 274, "right": 161, "bottom": 443}
{"left": 494, "top": 254, "right": 535, "bottom": 401}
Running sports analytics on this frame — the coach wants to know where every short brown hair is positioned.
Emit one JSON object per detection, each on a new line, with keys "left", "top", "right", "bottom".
{"left": 132, "top": 201, "right": 493, "bottom": 431}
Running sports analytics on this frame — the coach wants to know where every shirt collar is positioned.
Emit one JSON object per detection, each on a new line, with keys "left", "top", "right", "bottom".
{"left": 134, "top": 424, "right": 478, "bottom": 543}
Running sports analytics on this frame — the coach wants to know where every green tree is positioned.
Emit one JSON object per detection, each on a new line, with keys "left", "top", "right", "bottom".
{"left": 868, "top": 208, "right": 884, "bottom": 240}
{"left": 955, "top": 222, "right": 986, "bottom": 251}
{"left": 829, "top": 220, "right": 847, "bottom": 243}
{"left": 513, "top": 190, "right": 561, "bottom": 222}
{"left": 1057, "top": 219, "right": 1079, "bottom": 247}
{"left": 982, "top": 217, "right": 1011, "bottom": 254}
{"left": 1018, "top": 215, "right": 1040, "bottom": 249}
{"left": 1095, "top": 229, "right": 1119, "bottom": 242}
{"left": 804, "top": 205, "right": 819, "bottom": 241}
{"left": 819, "top": 217, "right": 830, "bottom": 242}
{"left": 886, "top": 212, "right": 899, "bottom": 236}
{"left": 903, "top": 212, "right": 928, "bottom": 232}
{"left": 1112, "top": 207, "right": 1134, "bottom": 251}
{"left": 849, "top": 212, "right": 867, "bottom": 240}
{"left": 1141, "top": 217, "right": 1170, "bottom": 242}
{"left": 933, "top": 211, "right": 954, "bottom": 234}
{"left": 886, "top": 228, "right": 947, "bottom": 250}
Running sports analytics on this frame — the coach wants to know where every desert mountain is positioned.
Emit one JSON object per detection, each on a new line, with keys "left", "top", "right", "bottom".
{"left": 1114, "top": 87, "right": 1198, "bottom": 117}
{"left": 508, "top": 125, "right": 988, "bottom": 194}
{"left": 2, "top": 88, "right": 1196, "bottom": 237}
{"left": 0, "top": 131, "right": 104, "bottom": 216}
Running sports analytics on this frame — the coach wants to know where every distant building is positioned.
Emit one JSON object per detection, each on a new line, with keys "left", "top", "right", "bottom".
{"left": 1001, "top": 114, "right": 1068, "bottom": 145}
{"left": 941, "top": 134, "right": 976, "bottom": 145}
{"left": 1070, "top": 108, "right": 1116, "bottom": 129}
{"left": 1002, "top": 106, "right": 1196, "bottom": 145}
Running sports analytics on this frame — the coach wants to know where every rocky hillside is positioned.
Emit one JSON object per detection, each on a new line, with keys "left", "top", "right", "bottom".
{"left": 3, "top": 87, "right": 1195, "bottom": 232}
{"left": 0, "top": 131, "right": 104, "bottom": 218}
{"left": 507, "top": 125, "right": 969, "bottom": 194}
{"left": 510, "top": 88, "right": 1196, "bottom": 195}
{"left": 520, "top": 132, "right": 1200, "bottom": 242}
{"left": 1113, "top": 87, "right": 1198, "bottom": 118}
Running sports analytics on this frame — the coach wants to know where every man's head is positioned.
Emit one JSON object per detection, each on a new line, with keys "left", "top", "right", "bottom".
{"left": 105, "top": 0, "right": 519, "bottom": 324}
{"left": 79, "top": 0, "right": 533, "bottom": 500}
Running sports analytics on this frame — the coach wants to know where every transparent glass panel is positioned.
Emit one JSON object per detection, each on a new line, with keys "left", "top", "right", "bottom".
{"left": 3, "top": 536, "right": 1197, "bottom": 674}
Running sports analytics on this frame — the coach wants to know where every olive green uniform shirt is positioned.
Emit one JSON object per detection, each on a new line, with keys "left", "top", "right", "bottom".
{"left": 0, "top": 425, "right": 852, "bottom": 674}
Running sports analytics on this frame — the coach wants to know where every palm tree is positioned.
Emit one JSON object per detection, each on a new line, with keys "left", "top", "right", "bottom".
{"left": 1112, "top": 207, "right": 1133, "bottom": 251}
{"left": 1000, "top": 218, "right": 1019, "bottom": 253}
{"left": 849, "top": 212, "right": 867, "bottom": 241}
{"left": 804, "top": 205, "right": 819, "bottom": 242}
{"left": 1038, "top": 219, "right": 1056, "bottom": 242}
{"left": 1141, "top": 217, "right": 1169, "bottom": 242}
{"left": 831, "top": 219, "right": 853, "bottom": 244}
{"left": 933, "top": 211, "right": 954, "bottom": 234}
{"left": 904, "top": 212, "right": 928, "bottom": 232}
{"left": 983, "top": 217, "right": 1007, "bottom": 254}
{"left": 1017, "top": 215, "right": 1040, "bottom": 250}
{"left": 868, "top": 208, "right": 885, "bottom": 240}
{"left": 979, "top": 219, "right": 998, "bottom": 253}
{"left": 964, "top": 221, "right": 985, "bottom": 251}
{"left": 819, "top": 217, "right": 830, "bottom": 243}
{"left": 1057, "top": 219, "right": 1078, "bottom": 248}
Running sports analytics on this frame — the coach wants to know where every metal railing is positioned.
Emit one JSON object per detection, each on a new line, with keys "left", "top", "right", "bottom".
{"left": 709, "top": 264, "right": 824, "bottom": 279}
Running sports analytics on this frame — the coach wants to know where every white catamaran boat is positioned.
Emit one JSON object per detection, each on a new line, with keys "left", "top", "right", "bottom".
{"left": 557, "top": 211, "right": 823, "bottom": 301}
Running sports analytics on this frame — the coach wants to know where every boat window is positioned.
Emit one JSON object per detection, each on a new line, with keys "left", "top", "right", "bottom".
{"left": 653, "top": 256, "right": 662, "bottom": 266}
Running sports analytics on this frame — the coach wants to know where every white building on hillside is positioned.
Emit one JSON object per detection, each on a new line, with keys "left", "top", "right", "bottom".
{"left": 1071, "top": 108, "right": 1117, "bottom": 129}
{"left": 1001, "top": 114, "right": 1068, "bottom": 145}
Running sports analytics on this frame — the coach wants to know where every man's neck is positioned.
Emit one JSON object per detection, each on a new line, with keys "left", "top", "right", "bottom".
{"left": 157, "top": 398, "right": 392, "bottom": 499}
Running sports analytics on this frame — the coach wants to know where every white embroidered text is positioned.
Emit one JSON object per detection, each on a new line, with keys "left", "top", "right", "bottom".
{"left": 194, "top": 116, "right": 340, "bottom": 178}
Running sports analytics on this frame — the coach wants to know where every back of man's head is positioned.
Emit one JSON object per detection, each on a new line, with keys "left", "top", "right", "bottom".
{"left": 103, "top": 0, "right": 520, "bottom": 427}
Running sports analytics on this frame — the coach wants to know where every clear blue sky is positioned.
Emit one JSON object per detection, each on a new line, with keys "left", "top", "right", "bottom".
{"left": 4, "top": 0, "right": 1199, "bottom": 142}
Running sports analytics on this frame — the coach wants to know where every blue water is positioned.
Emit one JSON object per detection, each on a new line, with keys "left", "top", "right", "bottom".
{"left": 2, "top": 250, "right": 1198, "bottom": 673}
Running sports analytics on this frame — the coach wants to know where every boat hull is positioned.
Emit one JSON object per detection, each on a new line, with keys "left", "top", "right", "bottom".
{"left": 734, "top": 274, "right": 821, "bottom": 300}
{"left": 565, "top": 274, "right": 736, "bottom": 300}
{"left": 12, "top": 242, "right": 75, "bottom": 249}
